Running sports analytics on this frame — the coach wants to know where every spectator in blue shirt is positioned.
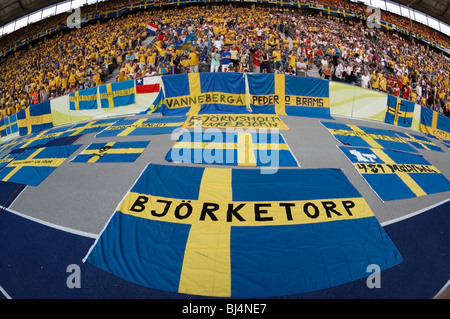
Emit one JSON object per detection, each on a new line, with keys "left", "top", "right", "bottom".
{"left": 221, "top": 46, "right": 231, "bottom": 72}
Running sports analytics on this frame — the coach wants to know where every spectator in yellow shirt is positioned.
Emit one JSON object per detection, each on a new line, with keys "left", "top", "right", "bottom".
{"left": 189, "top": 50, "right": 199, "bottom": 73}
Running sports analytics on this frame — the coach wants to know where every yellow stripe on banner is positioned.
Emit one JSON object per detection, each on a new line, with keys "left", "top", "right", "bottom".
{"left": 107, "top": 84, "right": 114, "bottom": 108}
{"left": 2, "top": 148, "right": 43, "bottom": 182}
{"left": 172, "top": 142, "right": 290, "bottom": 150}
{"left": 87, "top": 142, "right": 115, "bottom": 163}
{"left": 347, "top": 125, "right": 383, "bottom": 148}
{"left": 17, "top": 111, "right": 52, "bottom": 134}
{"left": 237, "top": 132, "right": 256, "bottom": 166}
{"left": 120, "top": 194, "right": 374, "bottom": 226}
{"left": 74, "top": 91, "right": 80, "bottom": 110}
{"left": 117, "top": 118, "right": 147, "bottom": 136}
{"left": 403, "top": 133, "right": 431, "bottom": 150}
{"left": 19, "top": 131, "right": 45, "bottom": 149}
{"left": 67, "top": 121, "right": 97, "bottom": 136}
{"left": 17, "top": 108, "right": 32, "bottom": 134}
{"left": 187, "top": 73, "right": 201, "bottom": 116}
{"left": 432, "top": 110, "right": 439, "bottom": 130}
{"left": 178, "top": 168, "right": 232, "bottom": 297}
{"left": 81, "top": 148, "right": 145, "bottom": 156}
{"left": 274, "top": 74, "right": 286, "bottom": 115}
{"left": 372, "top": 148, "right": 427, "bottom": 197}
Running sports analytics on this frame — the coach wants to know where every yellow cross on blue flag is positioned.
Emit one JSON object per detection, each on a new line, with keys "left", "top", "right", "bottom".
{"left": 0, "top": 118, "right": 6, "bottom": 137}
{"left": 0, "top": 144, "right": 80, "bottom": 186}
{"left": 95, "top": 116, "right": 186, "bottom": 137}
{"left": 385, "top": 94, "right": 414, "bottom": 128}
{"left": 5, "top": 113, "right": 18, "bottom": 135}
{"left": 58, "top": 118, "right": 125, "bottom": 137}
{"left": 69, "top": 86, "right": 99, "bottom": 110}
{"left": 0, "top": 152, "right": 19, "bottom": 169}
{"left": 70, "top": 141, "right": 149, "bottom": 163}
{"left": 161, "top": 73, "right": 248, "bottom": 116}
{"left": 395, "top": 131, "right": 443, "bottom": 152}
{"left": 99, "top": 79, "right": 135, "bottom": 108}
{"left": 339, "top": 145, "right": 450, "bottom": 201}
{"left": 247, "top": 73, "right": 331, "bottom": 118}
{"left": 84, "top": 164, "right": 402, "bottom": 297}
{"left": 165, "top": 130, "right": 299, "bottom": 167}
{"left": 321, "top": 121, "right": 418, "bottom": 153}
{"left": 17, "top": 101, "right": 53, "bottom": 136}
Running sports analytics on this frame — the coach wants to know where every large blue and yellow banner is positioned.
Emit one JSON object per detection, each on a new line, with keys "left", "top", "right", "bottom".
{"left": 420, "top": 106, "right": 450, "bottom": 141}
{"left": 70, "top": 141, "right": 149, "bottom": 163}
{"left": 181, "top": 114, "right": 289, "bottom": 130}
{"left": 17, "top": 101, "right": 54, "bottom": 136}
{"left": 394, "top": 131, "right": 443, "bottom": 152}
{"left": 95, "top": 116, "right": 186, "bottom": 137}
{"left": 85, "top": 164, "right": 402, "bottom": 297}
{"left": 0, "top": 144, "right": 80, "bottom": 186}
{"left": 165, "top": 131, "right": 299, "bottom": 167}
{"left": 247, "top": 73, "right": 331, "bottom": 118}
{"left": 10, "top": 125, "right": 79, "bottom": 151}
{"left": 69, "top": 86, "right": 99, "bottom": 111}
{"left": 339, "top": 145, "right": 450, "bottom": 201}
{"left": 321, "top": 121, "right": 418, "bottom": 153}
{"left": 161, "top": 73, "right": 248, "bottom": 116}
{"left": 99, "top": 80, "right": 135, "bottom": 109}
{"left": 57, "top": 118, "right": 124, "bottom": 137}
{"left": 384, "top": 95, "right": 415, "bottom": 128}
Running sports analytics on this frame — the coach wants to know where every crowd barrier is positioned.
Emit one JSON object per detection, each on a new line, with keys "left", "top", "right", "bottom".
{"left": 1, "top": 73, "right": 449, "bottom": 146}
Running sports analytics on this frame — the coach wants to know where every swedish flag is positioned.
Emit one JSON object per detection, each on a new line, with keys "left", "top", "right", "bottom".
{"left": 0, "top": 152, "right": 19, "bottom": 169}
{"left": 339, "top": 145, "right": 450, "bottom": 201}
{"left": 385, "top": 95, "right": 414, "bottom": 127}
{"left": 99, "top": 79, "right": 135, "bottom": 109}
{"left": 395, "top": 131, "right": 443, "bottom": 152}
{"left": 165, "top": 131, "right": 299, "bottom": 167}
{"left": 96, "top": 116, "right": 186, "bottom": 137}
{"left": 71, "top": 141, "right": 149, "bottom": 163}
{"left": 0, "top": 118, "right": 6, "bottom": 137}
{"left": 85, "top": 164, "right": 402, "bottom": 297}
{"left": 420, "top": 106, "right": 450, "bottom": 141}
{"left": 321, "top": 121, "right": 418, "bottom": 153}
{"left": 69, "top": 86, "right": 99, "bottom": 110}
{"left": 17, "top": 101, "right": 53, "bottom": 136}
{"left": 58, "top": 118, "right": 124, "bottom": 137}
{"left": 0, "top": 144, "right": 80, "bottom": 186}
{"left": 379, "top": 20, "right": 396, "bottom": 31}
{"left": 5, "top": 114, "right": 18, "bottom": 135}
{"left": 11, "top": 126, "right": 77, "bottom": 151}
{"left": 247, "top": 73, "right": 331, "bottom": 118}
{"left": 322, "top": 5, "right": 340, "bottom": 16}
{"left": 161, "top": 73, "right": 248, "bottom": 116}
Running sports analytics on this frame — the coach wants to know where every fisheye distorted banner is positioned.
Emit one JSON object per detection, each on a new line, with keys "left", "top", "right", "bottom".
{"left": 85, "top": 164, "right": 402, "bottom": 298}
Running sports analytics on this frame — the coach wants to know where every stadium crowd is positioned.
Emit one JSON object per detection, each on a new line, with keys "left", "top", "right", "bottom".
{"left": 0, "top": 1, "right": 449, "bottom": 120}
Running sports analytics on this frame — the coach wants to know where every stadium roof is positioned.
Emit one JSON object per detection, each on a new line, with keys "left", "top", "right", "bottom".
{"left": 0, "top": 0, "right": 63, "bottom": 28}
{"left": 392, "top": 0, "right": 450, "bottom": 25}
{"left": 0, "top": 0, "right": 450, "bottom": 28}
